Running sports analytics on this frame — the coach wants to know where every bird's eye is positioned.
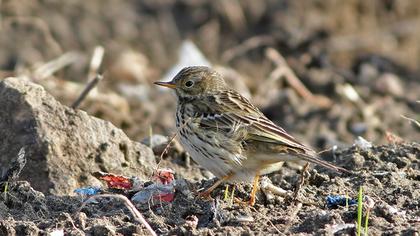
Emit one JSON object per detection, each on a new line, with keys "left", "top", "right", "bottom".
{"left": 185, "top": 80, "right": 194, "bottom": 88}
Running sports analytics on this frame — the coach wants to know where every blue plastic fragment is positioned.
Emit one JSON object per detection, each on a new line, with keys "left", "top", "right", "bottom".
{"left": 74, "top": 187, "right": 102, "bottom": 196}
{"left": 326, "top": 195, "right": 357, "bottom": 208}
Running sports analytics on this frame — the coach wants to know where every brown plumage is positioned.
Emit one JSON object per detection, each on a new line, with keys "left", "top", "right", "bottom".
{"left": 155, "top": 66, "right": 346, "bottom": 205}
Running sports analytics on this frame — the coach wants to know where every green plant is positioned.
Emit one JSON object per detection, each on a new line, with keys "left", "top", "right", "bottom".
{"left": 357, "top": 186, "right": 363, "bottom": 236}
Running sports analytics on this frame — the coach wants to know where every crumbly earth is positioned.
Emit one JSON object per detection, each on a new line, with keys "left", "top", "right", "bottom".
{"left": 1, "top": 143, "right": 419, "bottom": 235}
{"left": 1, "top": 0, "right": 420, "bottom": 235}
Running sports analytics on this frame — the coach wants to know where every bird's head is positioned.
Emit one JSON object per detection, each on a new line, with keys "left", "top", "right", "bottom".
{"left": 154, "top": 66, "right": 227, "bottom": 98}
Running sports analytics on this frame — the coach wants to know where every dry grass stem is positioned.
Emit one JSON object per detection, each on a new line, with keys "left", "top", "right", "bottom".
{"left": 265, "top": 47, "right": 333, "bottom": 108}
{"left": 401, "top": 115, "right": 420, "bottom": 128}
{"left": 34, "top": 52, "right": 81, "bottom": 80}
{"left": 78, "top": 194, "right": 157, "bottom": 236}
{"left": 87, "top": 46, "right": 105, "bottom": 81}
{"left": 222, "top": 35, "right": 274, "bottom": 62}
{"left": 71, "top": 74, "right": 103, "bottom": 109}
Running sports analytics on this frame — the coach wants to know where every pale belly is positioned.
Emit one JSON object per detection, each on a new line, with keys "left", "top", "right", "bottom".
{"left": 178, "top": 129, "right": 285, "bottom": 183}
{"left": 178, "top": 129, "right": 234, "bottom": 179}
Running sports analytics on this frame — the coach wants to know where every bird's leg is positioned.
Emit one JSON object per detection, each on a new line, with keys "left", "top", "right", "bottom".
{"left": 198, "top": 174, "right": 233, "bottom": 199}
{"left": 249, "top": 171, "right": 260, "bottom": 206}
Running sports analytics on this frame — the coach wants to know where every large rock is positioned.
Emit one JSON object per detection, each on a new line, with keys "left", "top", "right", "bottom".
{"left": 0, "top": 77, "right": 156, "bottom": 194}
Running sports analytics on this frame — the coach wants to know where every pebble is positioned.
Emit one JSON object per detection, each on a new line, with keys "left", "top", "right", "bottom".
{"left": 374, "top": 73, "right": 404, "bottom": 97}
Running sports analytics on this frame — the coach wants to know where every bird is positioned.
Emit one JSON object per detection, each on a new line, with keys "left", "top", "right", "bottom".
{"left": 154, "top": 66, "right": 347, "bottom": 205}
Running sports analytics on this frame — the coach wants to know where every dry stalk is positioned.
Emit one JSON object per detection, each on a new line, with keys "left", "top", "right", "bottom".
{"left": 34, "top": 52, "right": 81, "bottom": 80}
{"left": 71, "top": 74, "right": 103, "bottom": 109}
{"left": 63, "top": 212, "right": 84, "bottom": 235}
{"left": 264, "top": 47, "right": 333, "bottom": 108}
{"left": 401, "top": 115, "right": 420, "bottom": 128}
{"left": 284, "top": 201, "right": 303, "bottom": 232}
{"left": 222, "top": 35, "right": 274, "bottom": 62}
{"left": 250, "top": 206, "right": 282, "bottom": 234}
{"left": 293, "top": 162, "right": 310, "bottom": 200}
{"left": 87, "top": 46, "right": 105, "bottom": 81}
{"left": 78, "top": 194, "right": 157, "bottom": 236}
{"left": 156, "top": 117, "right": 192, "bottom": 169}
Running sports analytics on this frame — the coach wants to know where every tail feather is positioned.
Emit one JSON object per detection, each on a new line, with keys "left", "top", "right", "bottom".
{"left": 298, "top": 153, "right": 350, "bottom": 173}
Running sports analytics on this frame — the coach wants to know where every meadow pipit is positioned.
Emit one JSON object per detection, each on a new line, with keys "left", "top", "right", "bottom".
{"left": 155, "top": 66, "right": 346, "bottom": 205}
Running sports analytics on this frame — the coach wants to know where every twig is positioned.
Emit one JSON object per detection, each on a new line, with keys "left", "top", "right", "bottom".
{"left": 87, "top": 46, "right": 105, "bottom": 81}
{"left": 156, "top": 117, "right": 192, "bottom": 168}
{"left": 33, "top": 52, "right": 81, "bottom": 80}
{"left": 401, "top": 115, "right": 420, "bottom": 128}
{"left": 316, "top": 147, "right": 334, "bottom": 155}
{"left": 293, "top": 162, "right": 310, "bottom": 200}
{"left": 63, "top": 213, "right": 84, "bottom": 235}
{"left": 71, "top": 74, "right": 103, "bottom": 109}
{"left": 250, "top": 206, "right": 282, "bottom": 234}
{"left": 78, "top": 194, "right": 157, "bottom": 236}
{"left": 284, "top": 201, "right": 303, "bottom": 232}
{"left": 221, "top": 35, "right": 274, "bottom": 62}
{"left": 156, "top": 132, "right": 178, "bottom": 168}
{"left": 264, "top": 48, "right": 332, "bottom": 108}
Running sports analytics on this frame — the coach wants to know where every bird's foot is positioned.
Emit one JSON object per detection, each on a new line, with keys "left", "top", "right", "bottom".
{"left": 249, "top": 196, "right": 256, "bottom": 206}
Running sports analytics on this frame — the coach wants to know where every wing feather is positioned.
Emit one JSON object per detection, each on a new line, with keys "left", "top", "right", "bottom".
{"left": 195, "top": 90, "right": 347, "bottom": 172}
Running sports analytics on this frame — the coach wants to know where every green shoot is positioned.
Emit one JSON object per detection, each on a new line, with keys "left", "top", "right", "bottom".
{"left": 230, "top": 185, "right": 235, "bottom": 206}
{"left": 357, "top": 186, "right": 363, "bottom": 236}
{"left": 224, "top": 185, "right": 229, "bottom": 201}
{"left": 364, "top": 207, "right": 370, "bottom": 235}
{"left": 3, "top": 182, "right": 8, "bottom": 201}
{"left": 345, "top": 192, "right": 349, "bottom": 209}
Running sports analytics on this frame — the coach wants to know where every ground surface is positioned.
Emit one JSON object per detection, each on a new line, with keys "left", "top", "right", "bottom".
{"left": 1, "top": 143, "right": 419, "bottom": 235}
{"left": 0, "top": 0, "right": 419, "bottom": 235}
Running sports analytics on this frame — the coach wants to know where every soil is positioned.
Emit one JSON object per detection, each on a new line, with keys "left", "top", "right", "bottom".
{"left": 1, "top": 143, "right": 419, "bottom": 235}
{"left": 1, "top": 0, "right": 419, "bottom": 235}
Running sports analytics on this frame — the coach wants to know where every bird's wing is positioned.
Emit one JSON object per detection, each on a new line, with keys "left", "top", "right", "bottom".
{"left": 199, "top": 90, "right": 308, "bottom": 150}
{"left": 198, "top": 90, "right": 347, "bottom": 172}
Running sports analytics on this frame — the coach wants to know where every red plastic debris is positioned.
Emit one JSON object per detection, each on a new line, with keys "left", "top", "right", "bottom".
{"left": 132, "top": 168, "right": 176, "bottom": 204}
{"left": 93, "top": 171, "right": 133, "bottom": 190}
{"left": 153, "top": 168, "right": 175, "bottom": 185}
{"left": 153, "top": 191, "right": 175, "bottom": 202}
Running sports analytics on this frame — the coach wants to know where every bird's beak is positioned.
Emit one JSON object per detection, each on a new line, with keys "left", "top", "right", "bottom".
{"left": 154, "top": 81, "right": 176, "bottom": 89}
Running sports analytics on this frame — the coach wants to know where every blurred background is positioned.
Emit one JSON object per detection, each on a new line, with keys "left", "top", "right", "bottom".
{"left": 1, "top": 0, "right": 419, "bottom": 150}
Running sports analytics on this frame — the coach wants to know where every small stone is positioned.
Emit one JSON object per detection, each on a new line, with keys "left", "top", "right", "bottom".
{"left": 358, "top": 63, "right": 379, "bottom": 83}
{"left": 374, "top": 73, "right": 404, "bottom": 97}
{"left": 141, "top": 134, "right": 168, "bottom": 153}
{"left": 351, "top": 153, "right": 365, "bottom": 168}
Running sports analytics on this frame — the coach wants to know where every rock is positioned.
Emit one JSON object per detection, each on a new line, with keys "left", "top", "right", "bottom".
{"left": 374, "top": 73, "right": 404, "bottom": 97}
{"left": 0, "top": 77, "right": 156, "bottom": 194}
{"left": 141, "top": 134, "right": 168, "bottom": 153}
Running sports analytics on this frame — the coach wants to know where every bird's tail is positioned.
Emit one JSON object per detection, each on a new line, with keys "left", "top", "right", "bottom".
{"left": 298, "top": 152, "right": 350, "bottom": 173}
